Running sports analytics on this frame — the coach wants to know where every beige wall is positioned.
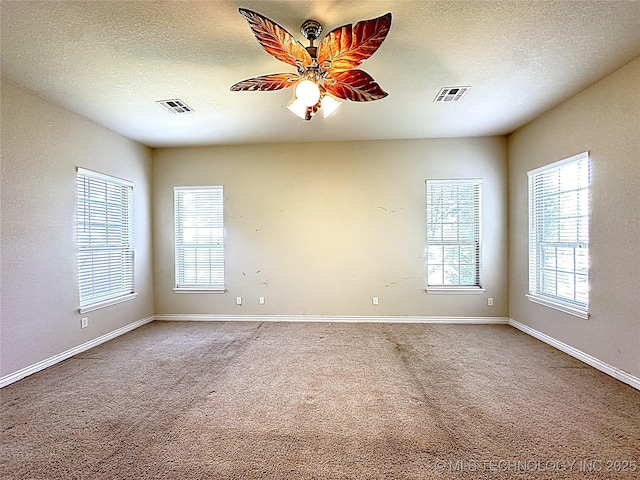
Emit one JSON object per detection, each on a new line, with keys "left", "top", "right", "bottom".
{"left": 0, "top": 79, "right": 154, "bottom": 377}
{"left": 508, "top": 57, "right": 640, "bottom": 377}
{"left": 153, "top": 137, "right": 508, "bottom": 317}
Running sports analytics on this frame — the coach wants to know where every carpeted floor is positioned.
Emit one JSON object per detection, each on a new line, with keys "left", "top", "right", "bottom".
{"left": 1, "top": 321, "right": 639, "bottom": 479}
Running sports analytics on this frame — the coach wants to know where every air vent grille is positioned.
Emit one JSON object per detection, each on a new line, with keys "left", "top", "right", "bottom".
{"left": 434, "top": 86, "right": 470, "bottom": 103}
{"left": 157, "top": 99, "right": 193, "bottom": 114}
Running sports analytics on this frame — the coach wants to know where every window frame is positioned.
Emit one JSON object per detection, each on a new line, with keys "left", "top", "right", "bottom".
{"left": 76, "top": 167, "right": 137, "bottom": 313}
{"left": 425, "top": 179, "right": 484, "bottom": 294}
{"left": 174, "top": 186, "right": 225, "bottom": 293}
{"left": 527, "top": 151, "right": 590, "bottom": 319}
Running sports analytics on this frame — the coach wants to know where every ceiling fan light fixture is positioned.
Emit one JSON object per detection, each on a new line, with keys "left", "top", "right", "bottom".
{"left": 288, "top": 93, "right": 341, "bottom": 121}
{"left": 230, "top": 9, "right": 392, "bottom": 120}
{"left": 321, "top": 95, "right": 341, "bottom": 118}
{"left": 295, "top": 79, "right": 321, "bottom": 107}
{"left": 287, "top": 98, "right": 310, "bottom": 120}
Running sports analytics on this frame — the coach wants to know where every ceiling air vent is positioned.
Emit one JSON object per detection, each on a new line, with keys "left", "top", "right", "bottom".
{"left": 157, "top": 99, "right": 193, "bottom": 114}
{"left": 434, "top": 86, "right": 470, "bottom": 103}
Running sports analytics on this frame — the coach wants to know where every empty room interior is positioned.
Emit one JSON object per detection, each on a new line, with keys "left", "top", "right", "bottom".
{"left": 1, "top": 1, "right": 639, "bottom": 478}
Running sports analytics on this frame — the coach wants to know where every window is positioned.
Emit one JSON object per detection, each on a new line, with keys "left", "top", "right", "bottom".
{"left": 174, "top": 186, "right": 224, "bottom": 291}
{"left": 528, "top": 151, "right": 590, "bottom": 318}
{"left": 76, "top": 168, "right": 135, "bottom": 312}
{"left": 426, "top": 179, "right": 482, "bottom": 292}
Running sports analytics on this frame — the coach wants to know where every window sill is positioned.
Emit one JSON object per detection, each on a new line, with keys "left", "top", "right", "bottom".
{"left": 526, "top": 294, "right": 589, "bottom": 319}
{"left": 173, "top": 288, "right": 226, "bottom": 294}
{"left": 426, "top": 287, "right": 486, "bottom": 295}
{"left": 79, "top": 292, "right": 138, "bottom": 314}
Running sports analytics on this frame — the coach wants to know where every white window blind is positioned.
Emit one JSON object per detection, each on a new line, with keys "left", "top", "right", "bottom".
{"left": 174, "top": 186, "right": 224, "bottom": 291}
{"left": 528, "top": 151, "right": 590, "bottom": 318}
{"left": 77, "top": 168, "right": 135, "bottom": 311}
{"left": 426, "top": 180, "right": 482, "bottom": 289}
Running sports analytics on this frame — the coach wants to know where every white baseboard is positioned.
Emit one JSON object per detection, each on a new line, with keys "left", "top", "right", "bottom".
{"left": 0, "top": 315, "right": 155, "bottom": 388}
{"left": 154, "top": 314, "right": 510, "bottom": 324}
{"left": 509, "top": 319, "right": 640, "bottom": 391}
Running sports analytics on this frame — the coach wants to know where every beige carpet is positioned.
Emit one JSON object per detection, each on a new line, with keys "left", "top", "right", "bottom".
{"left": 1, "top": 321, "right": 639, "bottom": 479}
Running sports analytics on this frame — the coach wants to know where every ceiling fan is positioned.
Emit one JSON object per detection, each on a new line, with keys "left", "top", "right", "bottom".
{"left": 230, "top": 8, "right": 392, "bottom": 120}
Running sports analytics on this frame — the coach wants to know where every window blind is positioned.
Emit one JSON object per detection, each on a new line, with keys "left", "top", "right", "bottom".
{"left": 528, "top": 151, "right": 590, "bottom": 317}
{"left": 174, "top": 186, "right": 224, "bottom": 291}
{"left": 77, "top": 168, "right": 134, "bottom": 310}
{"left": 426, "top": 180, "right": 482, "bottom": 288}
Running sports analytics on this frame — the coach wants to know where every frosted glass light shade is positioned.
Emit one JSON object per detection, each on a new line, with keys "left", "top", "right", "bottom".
{"left": 321, "top": 95, "right": 341, "bottom": 118}
{"left": 295, "top": 80, "right": 321, "bottom": 107}
{"left": 287, "top": 98, "right": 308, "bottom": 119}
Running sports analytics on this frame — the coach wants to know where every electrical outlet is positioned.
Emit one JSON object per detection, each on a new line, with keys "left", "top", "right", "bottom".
{"left": 236, "top": 296, "right": 242, "bottom": 305}
{"left": 81, "top": 317, "right": 88, "bottom": 328}
{"left": 488, "top": 297, "right": 494, "bottom": 306}
{"left": 372, "top": 296, "right": 379, "bottom": 305}
{"left": 259, "top": 296, "right": 265, "bottom": 305}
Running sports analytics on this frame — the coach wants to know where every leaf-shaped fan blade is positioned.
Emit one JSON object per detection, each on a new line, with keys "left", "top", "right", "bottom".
{"left": 317, "top": 13, "right": 391, "bottom": 73}
{"left": 324, "top": 70, "right": 388, "bottom": 102}
{"left": 238, "top": 9, "right": 312, "bottom": 68}
{"left": 230, "top": 73, "right": 300, "bottom": 92}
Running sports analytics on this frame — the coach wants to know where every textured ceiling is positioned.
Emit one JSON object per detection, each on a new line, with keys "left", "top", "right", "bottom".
{"left": 2, "top": 0, "right": 639, "bottom": 148}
